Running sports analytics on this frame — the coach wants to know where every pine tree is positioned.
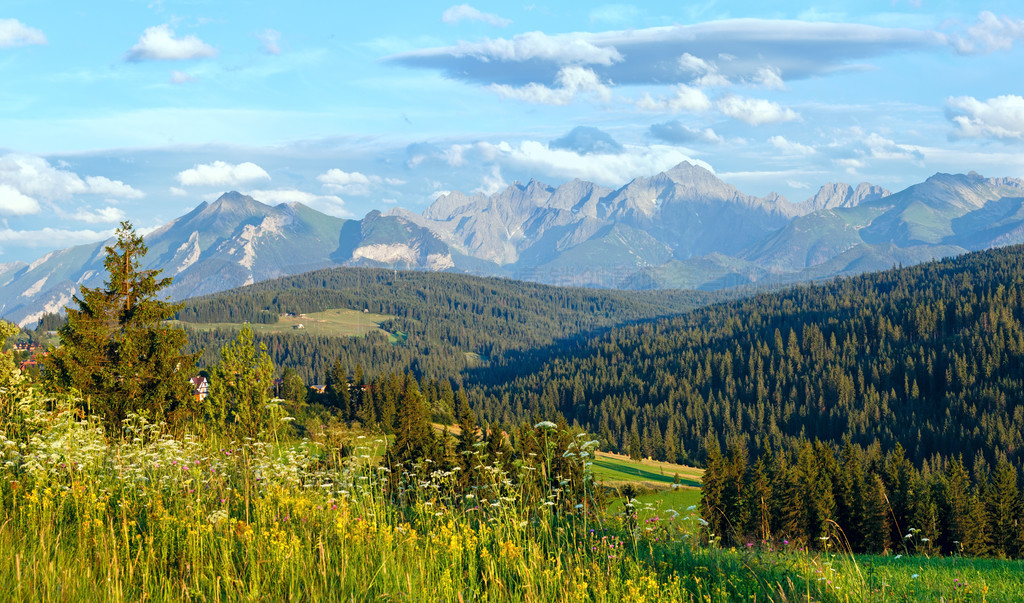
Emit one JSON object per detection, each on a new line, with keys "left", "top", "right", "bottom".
{"left": 391, "top": 374, "right": 431, "bottom": 463}
{"left": 327, "top": 360, "right": 351, "bottom": 417}
{"left": 985, "top": 459, "right": 1020, "bottom": 557}
{"left": 454, "top": 388, "right": 480, "bottom": 486}
{"left": 45, "top": 222, "right": 196, "bottom": 434}
{"left": 279, "top": 367, "right": 307, "bottom": 404}
{"left": 207, "top": 324, "right": 275, "bottom": 437}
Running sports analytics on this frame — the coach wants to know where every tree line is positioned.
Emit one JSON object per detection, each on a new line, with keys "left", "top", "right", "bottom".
{"left": 700, "top": 436, "right": 1024, "bottom": 558}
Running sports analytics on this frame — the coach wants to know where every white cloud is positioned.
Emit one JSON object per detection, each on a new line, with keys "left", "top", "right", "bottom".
{"left": 170, "top": 70, "right": 195, "bottom": 84}
{"left": 862, "top": 133, "right": 924, "bottom": 162}
{"left": 318, "top": 169, "right": 376, "bottom": 195}
{"left": 770, "top": 135, "right": 816, "bottom": 155}
{"left": 717, "top": 96, "right": 799, "bottom": 125}
{"left": 442, "top": 4, "right": 511, "bottom": 27}
{"left": 491, "top": 66, "right": 611, "bottom": 105}
{"left": 0, "top": 18, "right": 46, "bottom": 47}
{"left": 84, "top": 176, "right": 145, "bottom": 199}
{"left": 169, "top": 186, "right": 188, "bottom": 196}
{"left": 0, "top": 154, "right": 143, "bottom": 201}
{"left": 754, "top": 67, "right": 785, "bottom": 90}
{"left": 677, "top": 53, "right": 729, "bottom": 87}
{"left": 473, "top": 165, "right": 507, "bottom": 195}
{"left": 478, "top": 140, "right": 713, "bottom": 187}
{"left": 0, "top": 227, "right": 111, "bottom": 248}
{"left": 125, "top": 24, "right": 217, "bottom": 61}
{"left": 390, "top": 19, "right": 941, "bottom": 88}
{"left": 244, "top": 188, "right": 353, "bottom": 218}
{"left": 394, "top": 29, "right": 622, "bottom": 68}
{"left": 946, "top": 95, "right": 1024, "bottom": 141}
{"left": 635, "top": 84, "right": 712, "bottom": 113}
{"left": 177, "top": 161, "right": 271, "bottom": 187}
{"left": 951, "top": 12, "right": 1024, "bottom": 54}
{"left": 0, "top": 184, "right": 40, "bottom": 215}
{"left": 259, "top": 29, "right": 282, "bottom": 55}
{"left": 837, "top": 158, "right": 866, "bottom": 173}
{"left": 318, "top": 169, "right": 371, "bottom": 187}
{"left": 69, "top": 206, "right": 128, "bottom": 224}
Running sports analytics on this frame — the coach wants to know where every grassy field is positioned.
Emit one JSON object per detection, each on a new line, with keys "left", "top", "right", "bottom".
{"left": 591, "top": 451, "right": 703, "bottom": 488}
{"left": 5, "top": 394, "right": 1024, "bottom": 601}
{"left": 172, "top": 307, "right": 397, "bottom": 340}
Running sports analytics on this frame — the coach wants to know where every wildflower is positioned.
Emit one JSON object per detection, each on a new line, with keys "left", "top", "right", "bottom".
{"left": 534, "top": 421, "right": 556, "bottom": 429}
{"left": 911, "top": 574, "right": 920, "bottom": 579}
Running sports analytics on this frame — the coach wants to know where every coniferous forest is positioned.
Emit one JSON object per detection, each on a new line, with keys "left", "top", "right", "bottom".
{"left": 172, "top": 243, "right": 1024, "bottom": 558}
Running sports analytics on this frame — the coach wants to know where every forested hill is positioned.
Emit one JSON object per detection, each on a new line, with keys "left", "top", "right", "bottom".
{"left": 472, "top": 244, "right": 1024, "bottom": 470}
{"left": 177, "top": 268, "right": 715, "bottom": 380}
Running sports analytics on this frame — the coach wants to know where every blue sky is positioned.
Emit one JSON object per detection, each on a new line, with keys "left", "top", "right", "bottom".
{"left": 1, "top": 1, "right": 1023, "bottom": 262}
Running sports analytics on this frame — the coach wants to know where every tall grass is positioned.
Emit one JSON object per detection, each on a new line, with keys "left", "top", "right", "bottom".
{"left": 1, "top": 394, "right": 1018, "bottom": 601}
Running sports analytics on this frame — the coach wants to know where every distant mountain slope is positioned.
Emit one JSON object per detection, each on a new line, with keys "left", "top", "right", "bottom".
{"left": 4, "top": 164, "right": 1024, "bottom": 326}
{"left": 177, "top": 267, "right": 716, "bottom": 383}
{"left": 0, "top": 193, "right": 450, "bottom": 326}
{"left": 471, "top": 243, "right": 1024, "bottom": 471}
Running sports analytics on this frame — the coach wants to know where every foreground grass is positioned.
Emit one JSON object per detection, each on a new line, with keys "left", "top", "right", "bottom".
{"left": 1, "top": 408, "right": 1020, "bottom": 601}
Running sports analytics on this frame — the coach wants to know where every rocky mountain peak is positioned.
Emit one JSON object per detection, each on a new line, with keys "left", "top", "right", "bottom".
{"left": 799, "top": 182, "right": 890, "bottom": 213}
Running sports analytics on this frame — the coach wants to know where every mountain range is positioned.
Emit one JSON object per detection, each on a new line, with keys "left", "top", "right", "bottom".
{"left": 3, "top": 162, "right": 1024, "bottom": 326}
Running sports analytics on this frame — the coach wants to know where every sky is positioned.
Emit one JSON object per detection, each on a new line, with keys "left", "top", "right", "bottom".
{"left": 1, "top": 1, "right": 1023, "bottom": 263}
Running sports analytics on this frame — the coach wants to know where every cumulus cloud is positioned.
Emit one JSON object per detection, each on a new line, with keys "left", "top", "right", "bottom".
{"left": 0, "top": 18, "right": 46, "bottom": 47}
{"left": 946, "top": 94, "right": 1024, "bottom": 141}
{"left": 177, "top": 161, "right": 270, "bottom": 187}
{"left": 442, "top": 4, "right": 511, "bottom": 27}
{"left": 388, "top": 19, "right": 942, "bottom": 88}
{"left": 677, "top": 53, "right": 729, "bottom": 87}
{"left": 490, "top": 66, "right": 611, "bottom": 105}
{"left": 0, "top": 154, "right": 144, "bottom": 203}
{"left": 318, "top": 169, "right": 377, "bottom": 195}
{"left": 244, "top": 188, "right": 352, "bottom": 218}
{"left": 0, "top": 184, "right": 40, "bottom": 215}
{"left": 69, "top": 206, "right": 128, "bottom": 224}
{"left": 635, "top": 84, "right": 712, "bottom": 113}
{"left": 950, "top": 12, "right": 1024, "bottom": 54}
{"left": 259, "top": 29, "right": 282, "bottom": 55}
{"left": 648, "top": 121, "right": 724, "bottom": 145}
{"left": 169, "top": 186, "right": 188, "bottom": 196}
{"left": 84, "top": 176, "right": 146, "bottom": 199}
{"left": 754, "top": 67, "right": 785, "bottom": 90}
{"left": 125, "top": 24, "right": 217, "bottom": 61}
{"left": 770, "top": 135, "right": 816, "bottom": 155}
{"left": 717, "top": 96, "right": 799, "bottom": 125}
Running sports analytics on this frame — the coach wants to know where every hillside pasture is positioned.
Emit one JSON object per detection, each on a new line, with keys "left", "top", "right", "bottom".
{"left": 172, "top": 307, "right": 396, "bottom": 340}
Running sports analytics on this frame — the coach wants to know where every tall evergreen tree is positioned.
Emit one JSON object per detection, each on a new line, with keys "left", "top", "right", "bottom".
{"left": 45, "top": 222, "right": 195, "bottom": 433}
{"left": 206, "top": 324, "right": 275, "bottom": 437}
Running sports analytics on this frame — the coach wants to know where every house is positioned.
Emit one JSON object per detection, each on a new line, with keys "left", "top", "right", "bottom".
{"left": 309, "top": 384, "right": 327, "bottom": 395}
{"left": 190, "top": 376, "right": 209, "bottom": 402}
{"left": 294, "top": 324, "right": 305, "bottom": 330}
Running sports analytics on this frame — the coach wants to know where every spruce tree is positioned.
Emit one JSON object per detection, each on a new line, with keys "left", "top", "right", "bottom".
{"left": 206, "top": 324, "right": 274, "bottom": 437}
{"left": 45, "top": 222, "right": 195, "bottom": 434}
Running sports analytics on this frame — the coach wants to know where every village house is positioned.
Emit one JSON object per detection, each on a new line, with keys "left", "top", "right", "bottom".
{"left": 190, "top": 376, "right": 209, "bottom": 402}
